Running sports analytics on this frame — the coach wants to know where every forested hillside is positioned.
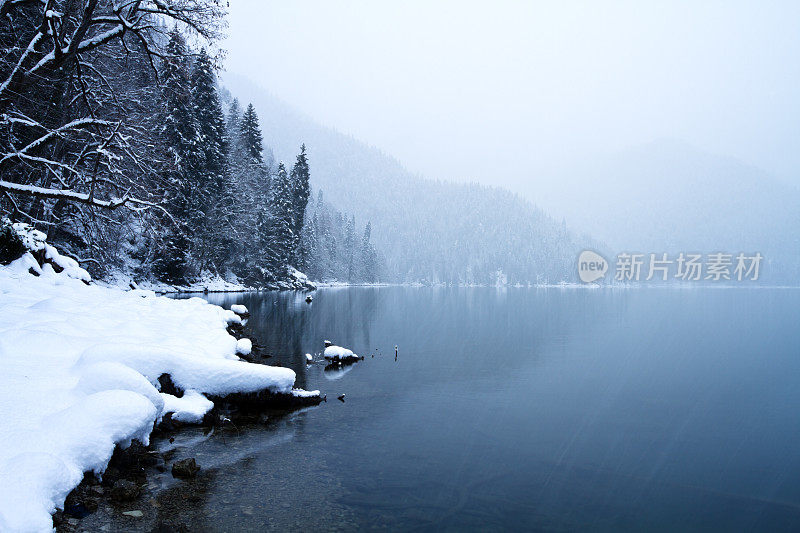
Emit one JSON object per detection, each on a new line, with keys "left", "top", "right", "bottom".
{"left": 0, "top": 1, "right": 593, "bottom": 287}
{"left": 0, "top": 1, "right": 382, "bottom": 286}
{"left": 224, "top": 74, "right": 596, "bottom": 284}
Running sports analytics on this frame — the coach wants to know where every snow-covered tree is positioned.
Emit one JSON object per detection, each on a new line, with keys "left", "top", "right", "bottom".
{"left": 361, "top": 221, "right": 378, "bottom": 282}
{"left": 290, "top": 144, "right": 311, "bottom": 266}
{"left": 152, "top": 30, "right": 201, "bottom": 282}
{"left": 240, "top": 104, "right": 264, "bottom": 163}
{"left": 190, "top": 48, "right": 233, "bottom": 272}
{"left": 263, "top": 162, "right": 294, "bottom": 279}
{"left": 0, "top": 0, "right": 226, "bottom": 216}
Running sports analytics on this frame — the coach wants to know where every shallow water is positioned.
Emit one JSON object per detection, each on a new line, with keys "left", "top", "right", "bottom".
{"left": 87, "top": 287, "right": 800, "bottom": 531}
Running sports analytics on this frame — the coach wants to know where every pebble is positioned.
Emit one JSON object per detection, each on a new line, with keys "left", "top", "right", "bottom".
{"left": 122, "top": 510, "right": 143, "bottom": 518}
{"left": 172, "top": 457, "right": 200, "bottom": 479}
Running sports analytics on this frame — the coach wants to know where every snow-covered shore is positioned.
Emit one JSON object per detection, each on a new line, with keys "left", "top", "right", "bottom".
{"left": 0, "top": 227, "right": 319, "bottom": 531}
{"left": 103, "top": 266, "right": 316, "bottom": 294}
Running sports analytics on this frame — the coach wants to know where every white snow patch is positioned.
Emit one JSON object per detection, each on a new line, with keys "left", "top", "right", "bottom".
{"left": 230, "top": 304, "right": 248, "bottom": 315}
{"left": 291, "top": 388, "right": 321, "bottom": 398}
{"left": 236, "top": 338, "right": 253, "bottom": 356}
{"left": 0, "top": 236, "right": 315, "bottom": 531}
{"left": 161, "top": 391, "right": 214, "bottom": 423}
{"left": 323, "top": 345, "right": 361, "bottom": 362}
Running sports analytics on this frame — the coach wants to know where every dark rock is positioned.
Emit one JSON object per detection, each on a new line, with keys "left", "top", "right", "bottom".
{"left": 171, "top": 458, "right": 200, "bottom": 479}
{"left": 0, "top": 222, "right": 26, "bottom": 265}
{"left": 101, "top": 466, "right": 121, "bottom": 487}
{"left": 226, "top": 322, "right": 245, "bottom": 336}
{"left": 206, "top": 387, "right": 323, "bottom": 411}
{"left": 110, "top": 479, "right": 140, "bottom": 502}
{"left": 157, "top": 374, "right": 181, "bottom": 397}
{"left": 63, "top": 502, "right": 91, "bottom": 519}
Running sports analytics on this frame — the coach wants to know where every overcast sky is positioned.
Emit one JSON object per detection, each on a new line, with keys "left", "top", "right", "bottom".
{"left": 223, "top": 0, "right": 800, "bottom": 192}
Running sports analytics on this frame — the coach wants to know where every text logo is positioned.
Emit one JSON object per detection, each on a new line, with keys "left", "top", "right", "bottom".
{"left": 578, "top": 250, "right": 608, "bottom": 283}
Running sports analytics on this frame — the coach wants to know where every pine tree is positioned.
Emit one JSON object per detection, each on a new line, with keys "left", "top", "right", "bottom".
{"left": 263, "top": 162, "right": 294, "bottom": 279}
{"left": 300, "top": 214, "right": 318, "bottom": 278}
{"left": 153, "top": 30, "right": 200, "bottom": 283}
{"left": 361, "top": 221, "right": 377, "bottom": 282}
{"left": 227, "top": 101, "right": 270, "bottom": 282}
{"left": 227, "top": 98, "right": 242, "bottom": 136}
{"left": 190, "top": 48, "right": 231, "bottom": 272}
{"left": 345, "top": 214, "right": 356, "bottom": 281}
{"left": 290, "top": 144, "right": 311, "bottom": 266}
{"left": 240, "top": 103, "right": 264, "bottom": 163}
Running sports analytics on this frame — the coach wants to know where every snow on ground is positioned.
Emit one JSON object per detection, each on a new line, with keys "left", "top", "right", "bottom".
{"left": 102, "top": 268, "right": 316, "bottom": 294}
{"left": 0, "top": 233, "right": 318, "bottom": 531}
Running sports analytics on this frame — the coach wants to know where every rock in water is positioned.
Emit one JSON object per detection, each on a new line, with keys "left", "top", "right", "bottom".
{"left": 110, "top": 480, "right": 140, "bottom": 502}
{"left": 230, "top": 304, "right": 249, "bottom": 316}
{"left": 324, "top": 344, "right": 362, "bottom": 362}
{"left": 172, "top": 458, "right": 200, "bottom": 479}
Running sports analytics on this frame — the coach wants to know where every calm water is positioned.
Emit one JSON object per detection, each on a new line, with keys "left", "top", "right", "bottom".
{"left": 94, "top": 287, "right": 800, "bottom": 531}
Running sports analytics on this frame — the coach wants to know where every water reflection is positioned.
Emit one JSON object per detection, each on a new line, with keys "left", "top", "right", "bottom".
{"left": 159, "top": 287, "right": 800, "bottom": 531}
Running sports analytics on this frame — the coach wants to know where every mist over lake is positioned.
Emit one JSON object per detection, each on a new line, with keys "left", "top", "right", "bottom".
{"left": 2, "top": 1, "right": 799, "bottom": 530}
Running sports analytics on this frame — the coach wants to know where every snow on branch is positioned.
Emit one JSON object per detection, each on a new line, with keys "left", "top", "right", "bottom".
{"left": 0, "top": 0, "right": 226, "bottom": 223}
{"left": 0, "top": 179, "right": 167, "bottom": 213}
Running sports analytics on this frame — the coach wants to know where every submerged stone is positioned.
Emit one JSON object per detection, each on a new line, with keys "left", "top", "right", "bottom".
{"left": 172, "top": 458, "right": 200, "bottom": 479}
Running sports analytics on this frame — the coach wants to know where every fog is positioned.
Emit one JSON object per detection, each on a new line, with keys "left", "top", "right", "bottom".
{"left": 224, "top": 0, "right": 800, "bottom": 194}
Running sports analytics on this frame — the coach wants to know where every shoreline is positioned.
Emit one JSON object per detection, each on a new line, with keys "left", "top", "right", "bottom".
{"left": 0, "top": 230, "right": 325, "bottom": 531}
{"left": 51, "top": 308, "right": 323, "bottom": 532}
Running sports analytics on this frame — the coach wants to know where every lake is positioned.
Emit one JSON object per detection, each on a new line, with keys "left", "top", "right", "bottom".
{"left": 89, "top": 287, "right": 800, "bottom": 531}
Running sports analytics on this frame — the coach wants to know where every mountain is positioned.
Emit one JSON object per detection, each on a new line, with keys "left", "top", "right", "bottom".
{"left": 530, "top": 139, "right": 800, "bottom": 284}
{"left": 221, "top": 73, "right": 597, "bottom": 284}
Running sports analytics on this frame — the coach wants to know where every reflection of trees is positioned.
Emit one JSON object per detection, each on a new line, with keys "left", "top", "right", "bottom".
{"left": 180, "top": 286, "right": 627, "bottom": 393}
{"left": 196, "top": 289, "right": 383, "bottom": 391}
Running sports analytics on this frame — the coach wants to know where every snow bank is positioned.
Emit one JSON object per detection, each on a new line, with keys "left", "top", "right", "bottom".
{"left": 0, "top": 234, "right": 315, "bottom": 531}
{"left": 11, "top": 222, "right": 91, "bottom": 282}
{"left": 323, "top": 345, "right": 361, "bottom": 362}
